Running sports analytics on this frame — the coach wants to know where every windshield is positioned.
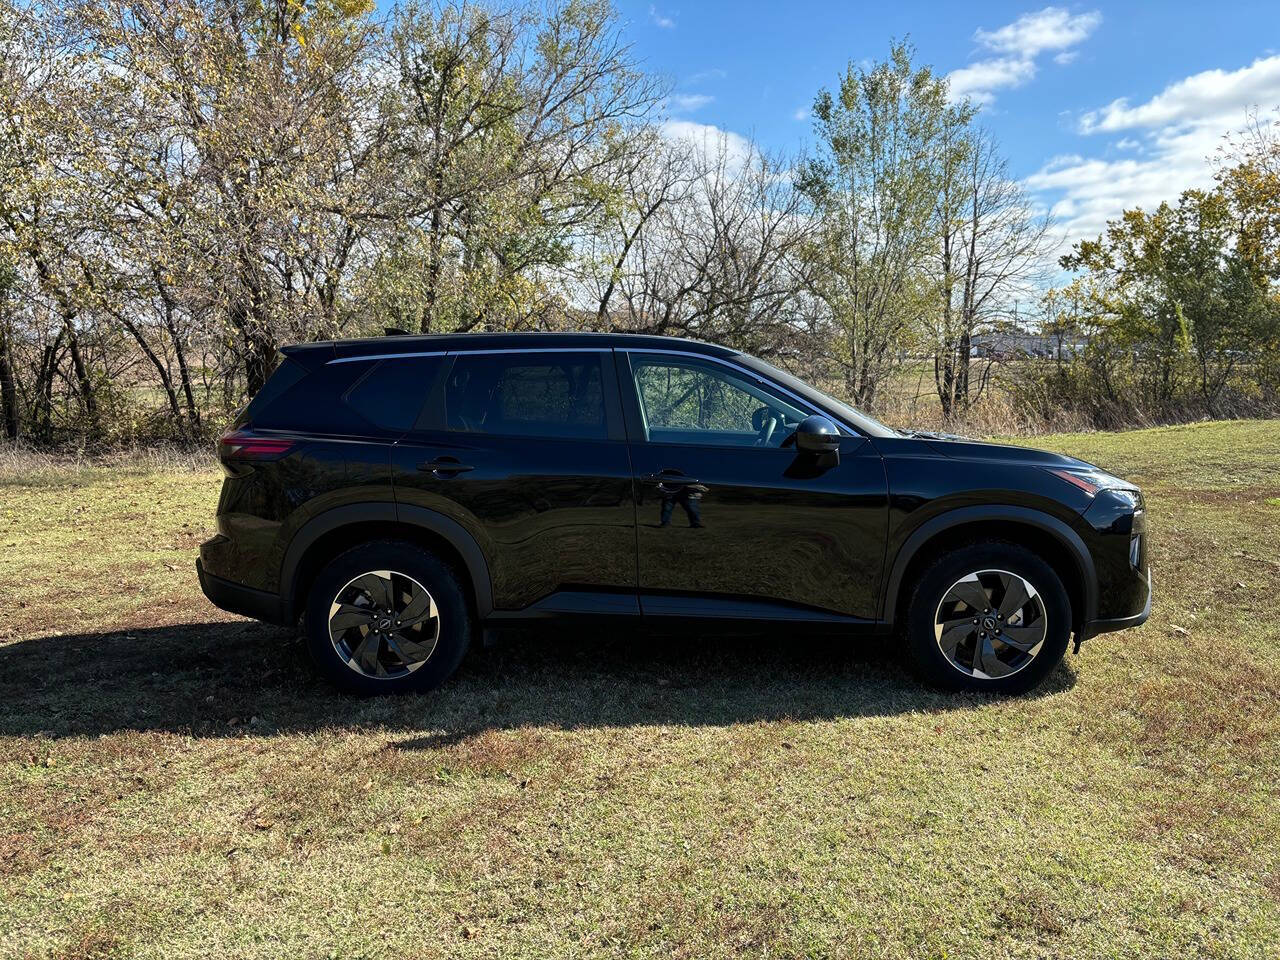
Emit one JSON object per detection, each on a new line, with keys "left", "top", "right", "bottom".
{"left": 734, "top": 355, "right": 898, "bottom": 438}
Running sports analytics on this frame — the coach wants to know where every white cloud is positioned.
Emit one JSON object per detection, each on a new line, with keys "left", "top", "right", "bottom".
{"left": 687, "top": 68, "right": 726, "bottom": 84}
{"left": 948, "top": 7, "right": 1100, "bottom": 105}
{"left": 975, "top": 7, "right": 1102, "bottom": 58}
{"left": 1026, "top": 55, "right": 1280, "bottom": 249}
{"left": 1080, "top": 54, "right": 1280, "bottom": 132}
{"left": 793, "top": 106, "right": 809, "bottom": 122}
{"left": 948, "top": 57, "right": 1037, "bottom": 103}
{"left": 669, "top": 93, "right": 713, "bottom": 113}
{"left": 1053, "top": 50, "right": 1078, "bottom": 66}
{"left": 660, "top": 120, "right": 752, "bottom": 170}
{"left": 648, "top": 5, "right": 675, "bottom": 29}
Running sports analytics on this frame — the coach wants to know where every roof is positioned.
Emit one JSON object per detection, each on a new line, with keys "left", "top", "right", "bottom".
{"left": 280, "top": 331, "right": 739, "bottom": 366}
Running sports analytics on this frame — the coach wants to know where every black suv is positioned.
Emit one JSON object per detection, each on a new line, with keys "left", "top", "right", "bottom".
{"left": 198, "top": 333, "right": 1151, "bottom": 695}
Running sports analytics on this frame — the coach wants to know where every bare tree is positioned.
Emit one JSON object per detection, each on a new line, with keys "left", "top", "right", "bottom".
{"left": 930, "top": 125, "right": 1053, "bottom": 419}
{"left": 598, "top": 133, "right": 814, "bottom": 359}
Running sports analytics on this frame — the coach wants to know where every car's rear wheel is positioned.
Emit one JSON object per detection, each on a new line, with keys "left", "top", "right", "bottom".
{"left": 904, "top": 541, "right": 1071, "bottom": 694}
{"left": 304, "top": 540, "right": 471, "bottom": 695}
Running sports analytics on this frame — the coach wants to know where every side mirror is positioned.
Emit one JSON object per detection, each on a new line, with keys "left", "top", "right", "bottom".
{"left": 792, "top": 415, "right": 841, "bottom": 455}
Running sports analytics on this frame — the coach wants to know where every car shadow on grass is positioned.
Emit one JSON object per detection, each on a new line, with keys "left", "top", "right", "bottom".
{"left": 0, "top": 619, "right": 1077, "bottom": 740}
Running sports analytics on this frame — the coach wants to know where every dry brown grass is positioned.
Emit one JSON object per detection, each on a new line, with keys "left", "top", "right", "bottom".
{"left": 1, "top": 421, "right": 1278, "bottom": 958}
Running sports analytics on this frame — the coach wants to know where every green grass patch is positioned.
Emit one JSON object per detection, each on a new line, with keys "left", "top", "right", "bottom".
{"left": 1, "top": 421, "right": 1278, "bottom": 958}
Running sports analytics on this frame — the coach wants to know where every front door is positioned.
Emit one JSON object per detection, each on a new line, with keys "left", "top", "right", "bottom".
{"left": 618, "top": 351, "right": 888, "bottom": 621}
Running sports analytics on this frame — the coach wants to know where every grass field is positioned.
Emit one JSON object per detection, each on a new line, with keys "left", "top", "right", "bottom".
{"left": 1, "top": 421, "right": 1278, "bottom": 959}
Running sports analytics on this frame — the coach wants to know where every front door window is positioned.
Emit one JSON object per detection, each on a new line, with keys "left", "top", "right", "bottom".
{"left": 630, "top": 356, "right": 810, "bottom": 448}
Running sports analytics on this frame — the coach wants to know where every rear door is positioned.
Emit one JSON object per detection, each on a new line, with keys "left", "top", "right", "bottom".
{"left": 619, "top": 350, "right": 888, "bottom": 621}
{"left": 391, "top": 348, "right": 637, "bottom": 615}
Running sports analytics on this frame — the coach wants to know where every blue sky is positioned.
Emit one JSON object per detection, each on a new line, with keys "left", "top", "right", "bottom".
{"left": 617, "top": 1, "right": 1280, "bottom": 248}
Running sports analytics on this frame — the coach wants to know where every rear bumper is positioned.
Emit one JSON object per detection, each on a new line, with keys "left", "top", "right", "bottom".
{"left": 197, "top": 559, "right": 288, "bottom": 625}
{"left": 1082, "top": 570, "right": 1151, "bottom": 640}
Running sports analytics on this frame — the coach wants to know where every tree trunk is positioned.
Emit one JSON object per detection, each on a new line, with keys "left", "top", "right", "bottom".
{"left": 0, "top": 322, "right": 18, "bottom": 441}
{"left": 228, "top": 298, "right": 277, "bottom": 398}
{"left": 62, "top": 317, "right": 98, "bottom": 428}
{"left": 119, "top": 313, "right": 185, "bottom": 437}
{"left": 24, "top": 244, "right": 99, "bottom": 431}
{"left": 421, "top": 201, "right": 445, "bottom": 334}
{"left": 170, "top": 321, "right": 201, "bottom": 434}
{"left": 33, "top": 329, "right": 65, "bottom": 440}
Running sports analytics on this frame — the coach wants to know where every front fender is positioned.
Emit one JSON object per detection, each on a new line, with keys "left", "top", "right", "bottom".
{"left": 878, "top": 504, "right": 1098, "bottom": 630}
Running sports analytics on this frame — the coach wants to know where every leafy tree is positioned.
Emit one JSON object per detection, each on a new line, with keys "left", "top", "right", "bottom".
{"left": 80, "top": 0, "right": 390, "bottom": 396}
{"left": 797, "top": 42, "right": 966, "bottom": 408}
{"left": 1219, "top": 111, "right": 1280, "bottom": 281}
{"left": 1062, "top": 189, "right": 1276, "bottom": 411}
{"left": 381, "top": 0, "right": 662, "bottom": 333}
{"left": 0, "top": 0, "right": 108, "bottom": 437}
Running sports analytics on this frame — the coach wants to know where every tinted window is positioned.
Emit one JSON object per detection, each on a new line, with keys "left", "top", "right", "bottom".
{"left": 345, "top": 356, "right": 442, "bottom": 432}
{"left": 631, "top": 355, "right": 808, "bottom": 447}
{"left": 249, "top": 361, "right": 368, "bottom": 434}
{"left": 234, "top": 357, "right": 305, "bottom": 428}
{"left": 445, "top": 352, "right": 607, "bottom": 440}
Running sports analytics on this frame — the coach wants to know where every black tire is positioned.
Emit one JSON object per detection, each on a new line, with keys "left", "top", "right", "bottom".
{"left": 304, "top": 540, "right": 472, "bottom": 695}
{"left": 903, "top": 541, "right": 1071, "bottom": 694}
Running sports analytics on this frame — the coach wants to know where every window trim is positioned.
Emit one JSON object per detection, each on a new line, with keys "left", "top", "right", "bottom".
{"left": 328, "top": 349, "right": 448, "bottom": 365}
{"left": 617, "top": 348, "right": 858, "bottom": 446}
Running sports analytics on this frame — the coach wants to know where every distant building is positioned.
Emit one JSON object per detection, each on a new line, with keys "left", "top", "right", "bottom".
{"left": 970, "top": 332, "right": 1084, "bottom": 359}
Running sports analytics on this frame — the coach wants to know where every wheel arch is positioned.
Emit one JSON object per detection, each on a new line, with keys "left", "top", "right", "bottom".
{"left": 281, "top": 504, "right": 494, "bottom": 624}
{"left": 881, "top": 505, "right": 1096, "bottom": 635}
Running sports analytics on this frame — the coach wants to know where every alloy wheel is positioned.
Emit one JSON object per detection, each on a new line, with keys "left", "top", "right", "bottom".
{"left": 933, "top": 569, "right": 1047, "bottom": 680}
{"left": 328, "top": 569, "right": 440, "bottom": 679}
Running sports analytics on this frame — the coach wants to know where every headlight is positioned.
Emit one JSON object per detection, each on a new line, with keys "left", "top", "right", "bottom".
{"left": 1043, "top": 466, "right": 1137, "bottom": 499}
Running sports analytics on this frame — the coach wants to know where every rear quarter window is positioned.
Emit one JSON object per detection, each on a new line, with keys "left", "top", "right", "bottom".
{"left": 232, "top": 358, "right": 306, "bottom": 428}
{"left": 248, "top": 362, "right": 367, "bottom": 435}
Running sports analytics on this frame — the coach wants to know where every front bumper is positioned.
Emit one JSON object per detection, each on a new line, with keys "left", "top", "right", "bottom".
{"left": 196, "top": 558, "right": 288, "bottom": 625}
{"left": 1082, "top": 569, "right": 1152, "bottom": 641}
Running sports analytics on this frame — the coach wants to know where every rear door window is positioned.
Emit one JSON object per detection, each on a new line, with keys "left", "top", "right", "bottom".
{"left": 444, "top": 352, "right": 608, "bottom": 440}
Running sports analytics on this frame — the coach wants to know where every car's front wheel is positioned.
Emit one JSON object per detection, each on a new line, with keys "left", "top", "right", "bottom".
{"left": 304, "top": 540, "right": 472, "bottom": 695}
{"left": 904, "top": 541, "right": 1071, "bottom": 694}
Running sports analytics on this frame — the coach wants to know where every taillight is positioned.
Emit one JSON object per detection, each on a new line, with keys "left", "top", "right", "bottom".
{"left": 218, "top": 429, "right": 295, "bottom": 462}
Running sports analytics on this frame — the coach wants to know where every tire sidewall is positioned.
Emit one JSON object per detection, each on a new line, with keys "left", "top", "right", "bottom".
{"left": 304, "top": 540, "right": 471, "bottom": 696}
{"left": 905, "top": 542, "right": 1071, "bottom": 694}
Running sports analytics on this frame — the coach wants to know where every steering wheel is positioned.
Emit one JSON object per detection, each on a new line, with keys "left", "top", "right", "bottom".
{"left": 752, "top": 406, "right": 779, "bottom": 447}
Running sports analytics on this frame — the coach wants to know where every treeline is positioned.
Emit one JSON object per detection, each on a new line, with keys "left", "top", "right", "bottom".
{"left": 1, "top": 0, "right": 1277, "bottom": 446}
{"left": 1025, "top": 121, "right": 1280, "bottom": 428}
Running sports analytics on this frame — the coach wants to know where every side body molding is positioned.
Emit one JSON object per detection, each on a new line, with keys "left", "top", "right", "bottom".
{"left": 879, "top": 504, "right": 1098, "bottom": 630}
{"left": 280, "top": 502, "right": 495, "bottom": 620}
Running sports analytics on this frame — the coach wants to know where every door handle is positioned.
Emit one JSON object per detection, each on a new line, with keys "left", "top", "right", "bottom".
{"left": 642, "top": 470, "right": 700, "bottom": 486}
{"left": 419, "top": 457, "right": 475, "bottom": 476}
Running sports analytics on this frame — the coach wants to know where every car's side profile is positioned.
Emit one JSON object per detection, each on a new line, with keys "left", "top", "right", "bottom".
{"left": 198, "top": 332, "right": 1151, "bottom": 695}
